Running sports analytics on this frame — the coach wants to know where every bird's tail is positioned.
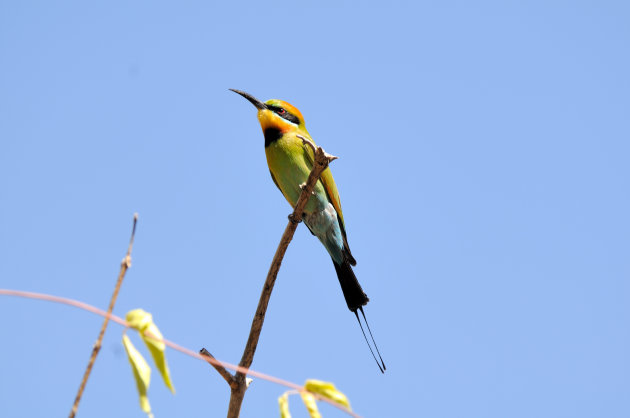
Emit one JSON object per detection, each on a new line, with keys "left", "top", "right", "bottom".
{"left": 333, "top": 259, "right": 386, "bottom": 373}
{"left": 332, "top": 259, "right": 369, "bottom": 311}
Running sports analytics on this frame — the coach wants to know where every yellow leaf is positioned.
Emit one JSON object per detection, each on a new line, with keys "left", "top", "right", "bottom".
{"left": 278, "top": 392, "right": 291, "bottom": 418}
{"left": 126, "top": 309, "right": 175, "bottom": 393}
{"left": 142, "top": 322, "right": 175, "bottom": 393}
{"left": 300, "top": 391, "right": 321, "bottom": 418}
{"left": 122, "top": 334, "right": 153, "bottom": 418}
{"left": 126, "top": 309, "right": 153, "bottom": 332}
{"left": 304, "top": 379, "right": 351, "bottom": 409}
{"left": 142, "top": 322, "right": 165, "bottom": 351}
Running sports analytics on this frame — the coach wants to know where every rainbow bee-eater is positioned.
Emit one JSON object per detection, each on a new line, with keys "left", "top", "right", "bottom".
{"left": 231, "top": 89, "right": 385, "bottom": 372}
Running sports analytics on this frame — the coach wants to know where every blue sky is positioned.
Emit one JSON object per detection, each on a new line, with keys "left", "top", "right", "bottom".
{"left": 1, "top": 1, "right": 629, "bottom": 417}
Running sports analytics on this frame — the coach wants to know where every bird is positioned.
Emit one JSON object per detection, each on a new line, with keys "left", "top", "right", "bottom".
{"left": 230, "top": 89, "right": 385, "bottom": 372}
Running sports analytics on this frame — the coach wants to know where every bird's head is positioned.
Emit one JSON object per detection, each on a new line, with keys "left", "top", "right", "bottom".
{"left": 230, "top": 89, "right": 306, "bottom": 136}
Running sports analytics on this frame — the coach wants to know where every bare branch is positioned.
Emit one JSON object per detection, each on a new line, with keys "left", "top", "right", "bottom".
{"left": 69, "top": 213, "right": 138, "bottom": 418}
{"left": 222, "top": 142, "right": 337, "bottom": 418}
{"left": 200, "top": 348, "right": 237, "bottom": 389}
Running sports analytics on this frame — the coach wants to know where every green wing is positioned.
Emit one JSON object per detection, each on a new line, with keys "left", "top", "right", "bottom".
{"left": 302, "top": 141, "right": 356, "bottom": 265}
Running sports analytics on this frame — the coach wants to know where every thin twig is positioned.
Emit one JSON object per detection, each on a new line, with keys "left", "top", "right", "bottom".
{"left": 224, "top": 139, "right": 337, "bottom": 418}
{"left": 0, "top": 289, "right": 129, "bottom": 327}
{"left": 69, "top": 213, "right": 138, "bottom": 418}
{"left": 0, "top": 288, "right": 359, "bottom": 417}
{"left": 200, "top": 348, "right": 236, "bottom": 389}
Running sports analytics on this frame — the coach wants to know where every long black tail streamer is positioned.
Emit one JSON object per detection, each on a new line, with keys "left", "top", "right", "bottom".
{"left": 354, "top": 308, "right": 386, "bottom": 373}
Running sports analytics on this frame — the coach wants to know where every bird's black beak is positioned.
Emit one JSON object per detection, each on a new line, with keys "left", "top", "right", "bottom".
{"left": 229, "top": 89, "right": 267, "bottom": 110}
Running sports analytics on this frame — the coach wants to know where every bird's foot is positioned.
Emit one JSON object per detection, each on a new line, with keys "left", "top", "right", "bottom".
{"left": 288, "top": 213, "right": 302, "bottom": 224}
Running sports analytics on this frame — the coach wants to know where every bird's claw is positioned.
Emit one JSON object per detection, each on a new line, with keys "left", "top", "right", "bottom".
{"left": 288, "top": 213, "right": 302, "bottom": 224}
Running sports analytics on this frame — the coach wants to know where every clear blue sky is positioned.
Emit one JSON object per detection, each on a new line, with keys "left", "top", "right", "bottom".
{"left": 1, "top": 1, "right": 629, "bottom": 417}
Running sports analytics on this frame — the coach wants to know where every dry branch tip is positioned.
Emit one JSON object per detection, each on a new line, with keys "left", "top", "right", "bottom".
{"left": 69, "top": 213, "right": 138, "bottom": 418}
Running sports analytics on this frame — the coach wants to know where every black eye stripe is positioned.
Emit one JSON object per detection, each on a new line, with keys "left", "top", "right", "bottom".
{"left": 268, "top": 105, "right": 300, "bottom": 125}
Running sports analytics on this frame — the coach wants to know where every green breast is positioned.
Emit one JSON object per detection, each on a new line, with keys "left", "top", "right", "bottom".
{"left": 265, "top": 133, "right": 326, "bottom": 213}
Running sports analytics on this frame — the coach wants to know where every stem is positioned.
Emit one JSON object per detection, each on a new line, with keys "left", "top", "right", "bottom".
{"left": 69, "top": 213, "right": 138, "bottom": 418}
{"left": 200, "top": 348, "right": 237, "bottom": 390}
{"left": 225, "top": 141, "right": 336, "bottom": 418}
